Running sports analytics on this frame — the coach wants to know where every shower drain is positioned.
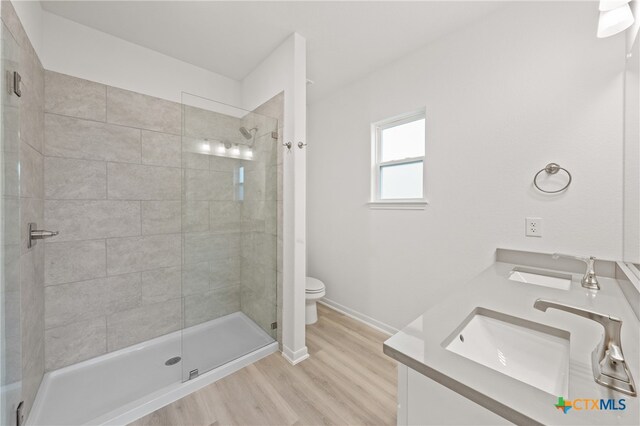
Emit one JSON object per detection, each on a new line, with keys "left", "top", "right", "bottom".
{"left": 165, "top": 356, "right": 182, "bottom": 366}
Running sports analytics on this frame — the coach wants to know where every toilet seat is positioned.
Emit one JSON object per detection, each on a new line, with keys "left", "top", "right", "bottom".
{"left": 305, "top": 277, "right": 325, "bottom": 325}
{"left": 306, "top": 277, "right": 325, "bottom": 293}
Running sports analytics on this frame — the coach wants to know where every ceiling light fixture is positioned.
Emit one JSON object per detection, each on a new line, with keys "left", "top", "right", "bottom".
{"left": 597, "top": 0, "right": 635, "bottom": 38}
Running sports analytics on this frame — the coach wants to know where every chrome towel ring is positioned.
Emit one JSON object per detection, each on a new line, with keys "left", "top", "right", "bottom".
{"left": 533, "top": 163, "right": 572, "bottom": 193}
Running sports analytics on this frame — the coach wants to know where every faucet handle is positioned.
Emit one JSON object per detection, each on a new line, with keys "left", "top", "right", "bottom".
{"left": 551, "top": 253, "right": 599, "bottom": 290}
{"left": 533, "top": 298, "right": 636, "bottom": 395}
{"left": 607, "top": 345, "right": 625, "bottom": 363}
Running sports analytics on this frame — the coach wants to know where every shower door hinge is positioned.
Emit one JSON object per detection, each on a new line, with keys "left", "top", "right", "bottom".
{"left": 189, "top": 369, "right": 199, "bottom": 380}
{"left": 271, "top": 322, "right": 278, "bottom": 330}
{"left": 13, "top": 72, "right": 21, "bottom": 97}
{"left": 16, "top": 401, "right": 24, "bottom": 426}
{"left": 271, "top": 131, "right": 279, "bottom": 140}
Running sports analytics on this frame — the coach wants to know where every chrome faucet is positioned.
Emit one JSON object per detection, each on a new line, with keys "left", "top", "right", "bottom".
{"left": 534, "top": 299, "right": 636, "bottom": 396}
{"left": 552, "top": 253, "right": 599, "bottom": 290}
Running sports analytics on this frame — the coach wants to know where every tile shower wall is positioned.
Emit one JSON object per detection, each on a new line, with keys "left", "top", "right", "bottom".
{"left": 44, "top": 71, "right": 283, "bottom": 370}
{"left": 2, "top": 0, "right": 46, "bottom": 418}
{"left": 43, "top": 71, "right": 184, "bottom": 370}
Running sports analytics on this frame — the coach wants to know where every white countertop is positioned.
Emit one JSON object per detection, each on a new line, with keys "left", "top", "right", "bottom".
{"left": 384, "top": 261, "right": 640, "bottom": 425}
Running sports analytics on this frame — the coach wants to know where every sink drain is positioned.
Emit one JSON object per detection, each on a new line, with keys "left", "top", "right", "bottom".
{"left": 165, "top": 356, "right": 181, "bottom": 366}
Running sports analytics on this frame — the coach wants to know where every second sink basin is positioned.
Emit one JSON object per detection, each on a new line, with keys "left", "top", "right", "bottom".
{"left": 508, "top": 267, "right": 572, "bottom": 291}
{"left": 443, "top": 308, "right": 570, "bottom": 396}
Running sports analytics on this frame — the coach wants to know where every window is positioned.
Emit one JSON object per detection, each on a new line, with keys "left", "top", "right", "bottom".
{"left": 370, "top": 110, "right": 427, "bottom": 209}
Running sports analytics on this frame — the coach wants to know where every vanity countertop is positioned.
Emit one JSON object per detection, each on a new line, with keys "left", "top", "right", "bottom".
{"left": 383, "top": 261, "right": 640, "bottom": 425}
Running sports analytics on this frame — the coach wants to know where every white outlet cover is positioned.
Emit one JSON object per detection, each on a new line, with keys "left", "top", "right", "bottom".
{"left": 525, "top": 217, "right": 543, "bottom": 237}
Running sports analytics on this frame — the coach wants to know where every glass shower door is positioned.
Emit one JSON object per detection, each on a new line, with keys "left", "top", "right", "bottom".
{"left": 1, "top": 21, "right": 22, "bottom": 426}
{"left": 180, "top": 93, "right": 278, "bottom": 381}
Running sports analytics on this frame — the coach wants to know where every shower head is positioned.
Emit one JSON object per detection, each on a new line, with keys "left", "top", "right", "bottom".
{"left": 239, "top": 126, "right": 257, "bottom": 140}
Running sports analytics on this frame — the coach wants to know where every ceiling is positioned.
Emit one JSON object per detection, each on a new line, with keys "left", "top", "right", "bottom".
{"left": 40, "top": 1, "right": 504, "bottom": 102}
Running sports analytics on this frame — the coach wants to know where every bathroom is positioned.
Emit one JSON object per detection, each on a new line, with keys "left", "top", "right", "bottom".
{"left": 0, "top": 1, "right": 638, "bottom": 425}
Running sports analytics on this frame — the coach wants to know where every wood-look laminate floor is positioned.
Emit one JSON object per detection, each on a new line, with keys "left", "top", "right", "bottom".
{"left": 130, "top": 304, "right": 397, "bottom": 426}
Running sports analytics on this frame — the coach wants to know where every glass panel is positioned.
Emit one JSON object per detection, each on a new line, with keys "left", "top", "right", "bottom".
{"left": 1, "top": 22, "right": 22, "bottom": 426}
{"left": 380, "top": 161, "right": 423, "bottom": 200}
{"left": 181, "top": 93, "right": 278, "bottom": 382}
{"left": 380, "top": 118, "right": 425, "bottom": 162}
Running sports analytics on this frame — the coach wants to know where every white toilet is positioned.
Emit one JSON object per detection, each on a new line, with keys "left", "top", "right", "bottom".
{"left": 305, "top": 277, "right": 326, "bottom": 325}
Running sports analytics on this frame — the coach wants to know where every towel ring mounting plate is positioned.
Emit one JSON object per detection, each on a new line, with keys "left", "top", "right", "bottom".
{"left": 534, "top": 163, "right": 572, "bottom": 193}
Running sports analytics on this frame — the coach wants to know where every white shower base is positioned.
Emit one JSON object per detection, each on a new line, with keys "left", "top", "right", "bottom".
{"left": 28, "top": 312, "right": 277, "bottom": 426}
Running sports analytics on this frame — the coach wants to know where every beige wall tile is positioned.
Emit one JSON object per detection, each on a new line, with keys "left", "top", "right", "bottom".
{"left": 210, "top": 171, "right": 234, "bottom": 200}
{"left": 209, "top": 155, "right": 239, "bottom": 172}
{"left": 215, "top": 285, "right": 241, "bottom": 317}
{"left": 251, "top": 91, "right": 284, "bottom": 124}
{"left": 141, "top": 130, "right": 181, "bottom": 168}
{"left": 183, "top": 285, "right": 242, "bottom": 327}
{"left": 20, "top": 248, "right": 45, "bottom": 406}
{"left": 106, "top": 298, "right": 181, "bottom": 351}
{"left": 45, "top": 71, "right": 106, "bottom": 121}
{"left": 211, "top": 256, "right": 241, "bottom": 289}
{"left": 183, "top": 232, "right": 240, "bottom": 266}
{"left": 20, "top": 141, "right": 43, "bottom": 198}
{"left": 20, "top": 72, "right": 45, "bottom": 153}
{"left": 45, "top": 240, "right": 106, "bottom": 285}
{"left": 183, "top": 201, "right": 209, "bottom": 232}
{"left": 107, "top": 87, "right": 181, "bottom": 135}
{"left": 182, "top": 261, "right": 210, "bottom": 296}
{"left": 210, "top": 201, "right": 242, "bottom": 232}
{"left": 184, "top": 290, "right": 215, "bottom": 327}
{"left": 184, "top": 168, "right": 211, "bottom": 200}
{"left": 108, "top": 163, "right": 181, "bottom": 200}
{"left": 106, "top": 234, "right": 181, "bottom": 275}
{"left": 182, "top": 151, "right": 210, "bottom": 170}
{"left": 182, "top": 105, "right": 241, "bottom": 142}
{"left": 45, "top": 200, "right": 140, "bottom": 242}
{"left": 106, "top": 273, "right": 143, "bottom": 314}
{"left": 141, "top": 201, "right": 181, "bottom": 235}
{"left": 45, "top": 277, "right": 107, "bottom": 329}
{"left": 45, "top": 114, "right": 141, "bottom": 163}
{"left": 45, "top": 157, "right": 106, "bottom": 199}
{"left": 141, "top": 266, "right": 181, "bottom": 304}
{"left": 45, "top": 318, "right": 106, "bottom": 371}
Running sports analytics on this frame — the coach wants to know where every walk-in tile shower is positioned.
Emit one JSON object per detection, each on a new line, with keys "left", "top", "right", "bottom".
{"left": 0, "top": 16, "right": 284, "bottom": 419}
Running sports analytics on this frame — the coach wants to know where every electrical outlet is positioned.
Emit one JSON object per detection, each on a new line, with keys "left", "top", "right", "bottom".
{"left": 525, "top": 217, "right": 543, "bottom": 237}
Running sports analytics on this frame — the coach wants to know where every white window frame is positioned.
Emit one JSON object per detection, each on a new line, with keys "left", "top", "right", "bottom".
{"left": 369, "top": 109, "right": 428, "bottom": 210}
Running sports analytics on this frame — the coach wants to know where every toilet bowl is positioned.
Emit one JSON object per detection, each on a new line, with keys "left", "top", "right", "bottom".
{"left": 305, "top": 277, "right": 326, "bottom": 325}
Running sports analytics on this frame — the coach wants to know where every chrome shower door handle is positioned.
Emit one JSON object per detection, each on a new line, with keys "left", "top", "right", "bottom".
{"left": 28, "top": 223, "right": 59, "bottom": 248}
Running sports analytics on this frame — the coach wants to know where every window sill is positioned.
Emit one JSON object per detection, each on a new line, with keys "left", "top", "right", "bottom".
{"left": 367, "top": 200, "right": 429, "bottom": 210}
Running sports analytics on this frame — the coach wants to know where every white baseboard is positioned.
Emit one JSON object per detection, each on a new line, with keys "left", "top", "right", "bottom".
{"left": 319, "top": 298, "right": 399, "bottom": 336}
{"left": 282, "top": 345, "right": 310, "bottom": 365}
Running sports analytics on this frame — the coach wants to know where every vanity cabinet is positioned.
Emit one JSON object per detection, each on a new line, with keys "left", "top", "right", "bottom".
{"left": 397, "top": 364, "right": 511, "bottom": 425}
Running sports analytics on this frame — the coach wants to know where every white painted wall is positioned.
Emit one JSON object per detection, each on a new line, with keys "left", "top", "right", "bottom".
{"left": 242, "top": 34, "right": 309, "bottom": 364}
{"left": 307, "top": 2, "right": 626, "bottom": 330}
{"left": 41, "top": 11, "right": 241, "bottom": 106}
{"left": 624, "top": 35, "right": 640, "bottom": 263}
{"left": 628, "top": 0, "right": 640, "bottom": 53}
{"left": 11, "top": 0, "right": 43, "bottom": 56}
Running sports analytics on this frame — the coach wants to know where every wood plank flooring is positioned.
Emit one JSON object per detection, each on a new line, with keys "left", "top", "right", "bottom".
{"left": 130, "top": 304, "right": 397, "bottom": 425}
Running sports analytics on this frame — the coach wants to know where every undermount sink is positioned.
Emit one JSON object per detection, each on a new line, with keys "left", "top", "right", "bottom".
{"left": 443, "top": 308, "right": 570, "bottom": 396}
{"left": 508, "top": 267, "right": 572, "bottom": 291}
